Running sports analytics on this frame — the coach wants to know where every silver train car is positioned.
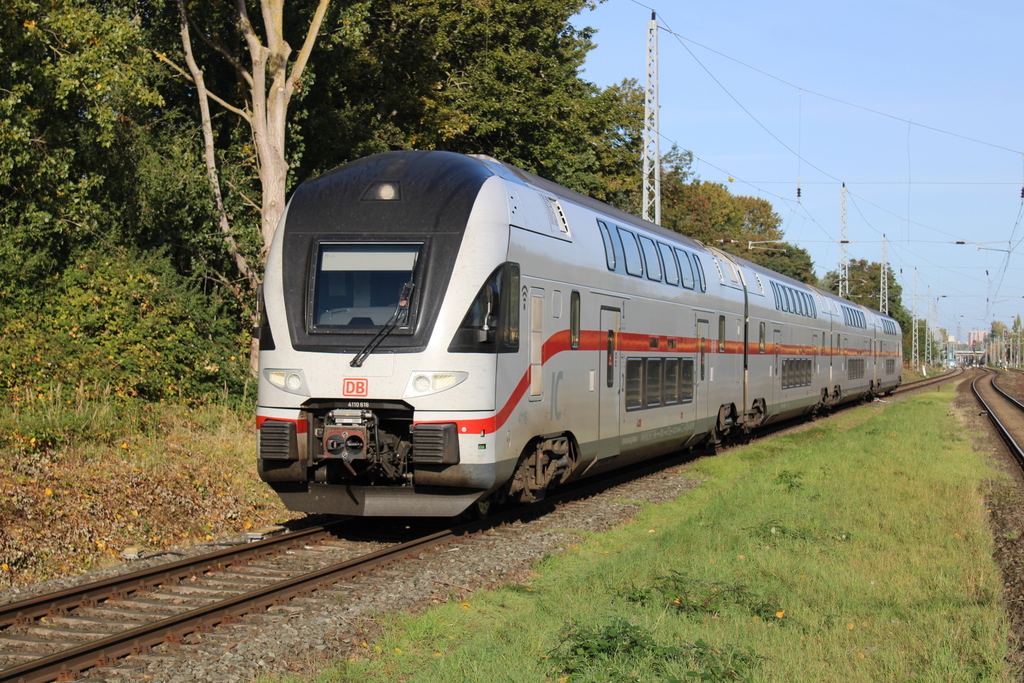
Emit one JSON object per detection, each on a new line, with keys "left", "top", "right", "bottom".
{"left": 255, "top": 151, "right": 902, "bottom": 517}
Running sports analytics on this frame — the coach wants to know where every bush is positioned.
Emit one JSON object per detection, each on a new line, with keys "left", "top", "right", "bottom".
{"left": 0, "top": 248, "right": 250, "bottom": 404}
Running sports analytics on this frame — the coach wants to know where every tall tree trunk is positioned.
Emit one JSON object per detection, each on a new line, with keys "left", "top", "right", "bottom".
{"left": 174, "top": 0, "right": 331, "bottom": 371}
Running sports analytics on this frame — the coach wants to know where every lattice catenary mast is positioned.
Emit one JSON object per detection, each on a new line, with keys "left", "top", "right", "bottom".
{"left": 838, "top": 183, "right": 849, "bottom": 299}
{"left": 642, "top": 12, "right": 661, "bottom": 225}
{"left": 912, "top": 269, "right": 920, "bottom": 368}
{"left": 880, "top": 234, "right": 888, "bottom": 315}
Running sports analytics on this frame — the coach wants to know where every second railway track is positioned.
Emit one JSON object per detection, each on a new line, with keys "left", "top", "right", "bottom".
{"left": 972, "top": 369, "right": 1024, "bottom": 468}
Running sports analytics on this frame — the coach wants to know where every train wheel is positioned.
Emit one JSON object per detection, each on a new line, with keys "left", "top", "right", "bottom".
{"left": 507, "top": 436, "right": 576, "bottom": 504}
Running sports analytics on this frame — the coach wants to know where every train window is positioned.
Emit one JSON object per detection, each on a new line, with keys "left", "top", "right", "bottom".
{"left": 645, "top": 358, "right": 663, "bottom": 407}
{"left": 617, "top": 227, "right": 644, "bottom": 277}
{"left": 639, "top": 235, "right": 662, "bottom": 282}
{"left": 570, "top": 291, "right": 580, "bottom": 349}
{"left": 680, "top": 359, "right": 695, "bottom": 402}
{"left": 675, "top": 249, "right": 695, "bottom": 289}
{"left": 692, "top": 254, "right": 707, "bottom": 292}
{"left": 625, "top": 358, "right": 644, "bottom": 410}
{"left": 718, "top": 316, "right": 726, "bottom": 354}
{"left": 759, "top": 322, "right": 766, "bottom": 353}
{"left": 659, "top": 243, "right": 679, "bottom": 285}
{"left": 597, "top": 220, "right": 616, "bottom": 270}
{"left": 664, "top": 359, "right": 680, "bottom": 404}
{"left": 446, "top": 264, "right": 522, "bottom": 353}
{"left": 506, "top": 264, "right": 520, "bottom": 348}
{"left": 311, "top": 242, "right": 420, "bottom": 329}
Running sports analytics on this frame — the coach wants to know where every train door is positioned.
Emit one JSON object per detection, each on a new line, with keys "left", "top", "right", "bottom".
{"left": 529, "top": 288, "right": 545, "bottom": 402}
{"left": 872, "top": 333, "right": 879, "bottom": 388}
{"left": 772, "top": 328, "right": 781, "bottom": 408}
{"left": 696, "top": 317, "right": 711, "bottom": 430}
{"left": 598, "top": 306, "right": 620, "bottom": 459}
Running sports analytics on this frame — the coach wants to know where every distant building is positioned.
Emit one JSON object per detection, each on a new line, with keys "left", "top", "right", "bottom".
{"left": 968, "top": 330, "right": 987, "bottom": 346}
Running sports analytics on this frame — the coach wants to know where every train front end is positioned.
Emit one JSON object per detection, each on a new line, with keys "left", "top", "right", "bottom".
{"left": 255, "top": 151, "right": 518, "bottom": 517}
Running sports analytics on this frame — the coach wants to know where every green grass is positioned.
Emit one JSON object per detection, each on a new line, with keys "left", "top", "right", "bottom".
{"left": 299, "top": 387, "right": 1008, "bottom": 682}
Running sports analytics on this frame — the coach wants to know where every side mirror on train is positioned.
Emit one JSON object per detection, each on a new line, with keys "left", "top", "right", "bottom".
{"left": 477, "top": 283, "right": 500, "bottom": 343}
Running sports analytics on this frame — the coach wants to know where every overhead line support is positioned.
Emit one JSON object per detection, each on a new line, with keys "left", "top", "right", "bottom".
{"left": 643, "top": 11, "right": 661, "bottom": 225}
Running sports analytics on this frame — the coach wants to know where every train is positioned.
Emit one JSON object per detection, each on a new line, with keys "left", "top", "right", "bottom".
{"left": 255, "top": 150, "right": 903, "bottom": 517}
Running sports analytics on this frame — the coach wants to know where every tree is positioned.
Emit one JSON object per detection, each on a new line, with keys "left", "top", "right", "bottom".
{"left": 161, "top": 0, "right": 353, "bottom": 295}
{"left": 0, "top": 0, "right": 166, "bottom": 286}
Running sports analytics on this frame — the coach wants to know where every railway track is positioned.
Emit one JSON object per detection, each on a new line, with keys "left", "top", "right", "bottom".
{"left": 895, "top": 367, "right": 964, "bottom": 395}
{"left": 0, "top": 367, "right": 967, "bottom": 682}
{"left": 972, "top": 369, "right": 1024, "bottom": 468}
{"left": 0, "top": 442, "right": 707, "bottom": 683}
{"left": 0, "top": 521, "right": 415, "bottom": 682}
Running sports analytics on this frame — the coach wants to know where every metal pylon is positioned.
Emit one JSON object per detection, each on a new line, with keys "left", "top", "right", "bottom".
{"left": 642, "top": 12, "right": 660, "bottom": 225}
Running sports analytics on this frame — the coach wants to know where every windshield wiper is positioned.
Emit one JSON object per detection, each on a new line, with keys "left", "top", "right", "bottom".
{"left": 349, "top": 282, "right": 415, "bottom": 368}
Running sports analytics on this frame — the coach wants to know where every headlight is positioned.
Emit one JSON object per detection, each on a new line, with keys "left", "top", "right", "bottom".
{"left": 264, "top": 369, "right": 310, "bottom": 396}
{"left": 404, "top": 371, "right": 468, "bottom": 397}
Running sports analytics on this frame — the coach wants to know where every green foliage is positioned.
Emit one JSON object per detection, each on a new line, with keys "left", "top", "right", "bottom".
{"left": 550, "top": 616, "right": 764, "bottom": 682}
{"left": 773, "top": 470, "right": 804, "bottom": 491}
{"left": 623, "top": 571, "right": 781, "bottom": 622}
{"left": 0, "top": 249, "right": 248, "bottom": 404}
{"left": 0, "top": 0, "right": 168, "bottom": 285}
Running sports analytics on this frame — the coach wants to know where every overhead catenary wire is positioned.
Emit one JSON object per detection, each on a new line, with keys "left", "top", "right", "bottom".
{"left": 615, "top": 0, "right": 1022, "bottom": 334}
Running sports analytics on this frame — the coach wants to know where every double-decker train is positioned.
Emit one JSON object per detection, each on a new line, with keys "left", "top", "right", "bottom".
{"left": 255, "top": 151, "right": 902, "bottom": 517}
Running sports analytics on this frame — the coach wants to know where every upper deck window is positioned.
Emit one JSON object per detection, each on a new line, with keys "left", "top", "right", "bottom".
{"left": 311, "top": 242, "right": 420, "bottom": 330}
{"left": 659, "top": 243, "right": 680, "bottom": 285}
{"left": 617, "top": 227, "right": 644, "bottom": 277}
{"left": 597, "top": 220, "right": 617, "bottom": 270}
{"left": 639, "top": 235, "right": 662, "bottom": 282}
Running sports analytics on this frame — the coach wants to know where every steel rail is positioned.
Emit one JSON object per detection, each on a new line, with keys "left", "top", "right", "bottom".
{"left": 894, "top": 367, "right": 964, "bottom": 395}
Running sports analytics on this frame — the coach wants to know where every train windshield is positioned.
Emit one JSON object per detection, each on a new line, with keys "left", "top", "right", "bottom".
{"left": 311, "top": 242, "right": 421, "bottom": 329}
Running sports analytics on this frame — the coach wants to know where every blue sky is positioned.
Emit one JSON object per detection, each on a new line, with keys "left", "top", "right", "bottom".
{"left": 572, "top": 0, "right": 1024, "bottom": 341}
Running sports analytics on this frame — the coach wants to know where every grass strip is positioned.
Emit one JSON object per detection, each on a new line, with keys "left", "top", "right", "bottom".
{"left": 303, "top": 387, "right": 1008, "bottom": 682}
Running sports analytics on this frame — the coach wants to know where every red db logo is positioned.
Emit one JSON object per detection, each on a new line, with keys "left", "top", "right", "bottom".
{"left": 343, "top": 378, "right": 368, "bottom": 397}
